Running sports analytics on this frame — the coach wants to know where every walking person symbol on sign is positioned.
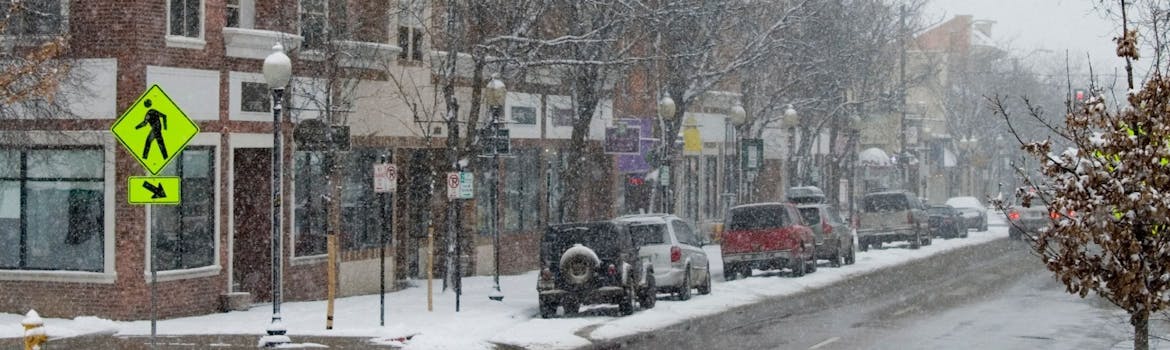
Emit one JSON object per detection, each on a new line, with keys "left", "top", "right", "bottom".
{"left": 135, "top": 99, "right": 169, "bottom": 160}
{"left": 110, "top": 84, "right": 200, "bottom": 175}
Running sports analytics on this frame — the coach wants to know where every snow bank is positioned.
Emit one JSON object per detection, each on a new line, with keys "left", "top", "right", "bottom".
{"left": 0, "top": 218, "right": 1012, "bottom": 350}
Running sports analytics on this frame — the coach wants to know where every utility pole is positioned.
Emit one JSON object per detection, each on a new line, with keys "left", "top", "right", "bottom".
{"left": 898, "top": 4, "right": 910, "bottom": 192}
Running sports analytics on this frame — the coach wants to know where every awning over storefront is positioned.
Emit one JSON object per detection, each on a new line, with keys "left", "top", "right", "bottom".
{"left": 859, "top": 147, "right": 892, "bottom": 167}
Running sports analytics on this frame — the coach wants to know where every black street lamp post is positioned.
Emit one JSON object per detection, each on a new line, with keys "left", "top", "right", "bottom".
{"left": 261, "top": 43, "right": 292, "bottom": 347}
{"left": 485, "top": 76, "right": 506, "bottom": 301}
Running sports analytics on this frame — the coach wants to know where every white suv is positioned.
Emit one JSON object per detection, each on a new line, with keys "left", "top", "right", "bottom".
{"left": 619, "top": 214, "right": 712, "bottom": 300}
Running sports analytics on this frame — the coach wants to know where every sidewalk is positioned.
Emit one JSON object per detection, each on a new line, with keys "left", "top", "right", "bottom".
{"left": 0, "top": 333, "right": 397, "bottom": 349}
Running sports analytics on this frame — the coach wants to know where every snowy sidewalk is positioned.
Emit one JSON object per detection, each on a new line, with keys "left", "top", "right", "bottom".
{"left": 2, "top": 223, "right": 1011, "bottom": 349}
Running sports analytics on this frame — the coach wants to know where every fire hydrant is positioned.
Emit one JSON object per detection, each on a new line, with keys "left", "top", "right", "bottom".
{"left": 22, "top": 309, "right": 47, "bottom": 350}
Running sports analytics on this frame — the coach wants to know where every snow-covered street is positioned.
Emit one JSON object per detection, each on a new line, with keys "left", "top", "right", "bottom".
{"left": 3, "top": 215, "right": 1105, "bottom": 350}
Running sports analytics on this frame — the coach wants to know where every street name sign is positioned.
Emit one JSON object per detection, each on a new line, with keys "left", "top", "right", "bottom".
{"left": 128, "top": 176, "right": 181, "bottom": 205}
{"left": 111, "top": 84, "right": 200, "bottom": 175}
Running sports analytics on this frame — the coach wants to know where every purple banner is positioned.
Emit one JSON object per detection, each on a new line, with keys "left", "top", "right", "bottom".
{"left": 615, "top": 118, "right": 655, "bottom": 174}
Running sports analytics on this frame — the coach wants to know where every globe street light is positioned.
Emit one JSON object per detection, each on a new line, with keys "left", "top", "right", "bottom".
{"left": 727, "top": 104, "right": 746, "bottom": 203}
{"left": 485, "top": 75, "right": 506, "bottom": 302}
{"left": 261, "top": 43, "right": 292, "bottom": 347}
{"left": 783, "top": 105, "right": 798, "bottom": 188}
{"left": 658, "top": 94, "right": 676, "bottom": 213}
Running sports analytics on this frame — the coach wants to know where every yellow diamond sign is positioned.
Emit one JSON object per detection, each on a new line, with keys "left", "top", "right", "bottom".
{"left": 128, "top": 176, "right": 181, "bottom": 205}
{"left": 111, "top": 85, "right": 200, "bottom": 175}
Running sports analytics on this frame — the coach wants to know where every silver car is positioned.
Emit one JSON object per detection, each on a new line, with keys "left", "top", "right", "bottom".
{"left": 797, "top": 204, "right": 856, "bottom": 267}
{"left": 620, "top": 214, "right": 712, "bottom": 301}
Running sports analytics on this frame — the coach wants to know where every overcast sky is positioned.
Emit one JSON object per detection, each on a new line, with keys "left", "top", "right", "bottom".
{"left": 924, "top": 0, "right": 1128, "bottom": 76}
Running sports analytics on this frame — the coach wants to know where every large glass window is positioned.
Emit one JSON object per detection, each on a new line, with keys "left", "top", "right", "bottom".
{"left": 151, "top": 147, "right": 215, "bottom": 270}
{"left": 295, "top": 149, "right": 390, "bottom": 256}
{"left": 294, "top": 150, "right": 328, "bottom": 256}
{"left": 504, "top": 149, "right": 539, "bottom": 232}
{"left": 0, "top": 148, "right": 104, "bottom": 272}
{"left": 340, "top": 149, "right": 391, "bottom": 250}
{"left": 168, "top": 0, "right": 202, "bottom": 38}
{"left": 0, "top": 0, "right": 63, "bottom": 35}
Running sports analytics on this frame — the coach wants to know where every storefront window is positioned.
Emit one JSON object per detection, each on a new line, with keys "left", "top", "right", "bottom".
{"left": 295, "top": 149, "right": 390, "bottom": 255}
{"left": 504, "top": 149, "right": 539, "bottom": 232}
{"left": 152, "top": 147, "right": 215, "bottom": 270}
{"left": 0, "top": 148, "right": 104, "bottom": 272}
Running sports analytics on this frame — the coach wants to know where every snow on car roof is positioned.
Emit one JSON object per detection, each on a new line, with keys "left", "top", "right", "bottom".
{"left": 946, "top": 196, "right": 985, "bottom": 209}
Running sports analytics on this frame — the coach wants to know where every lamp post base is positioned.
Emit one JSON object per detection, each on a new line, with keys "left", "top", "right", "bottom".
{"left": 259, "top": 319, "right": 290, "bottom": 347}
{"left": 488, "top": 287, "right": 504, "bottom": 301}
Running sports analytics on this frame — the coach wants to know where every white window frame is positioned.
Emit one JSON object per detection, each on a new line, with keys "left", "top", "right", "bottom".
{"left": 143, "top": 133, "right": 223, "bottom": 282}
{"left": 396, "top": 0, "right": 425, "bottom": 61}
{"left": 165, "top": 0, "right": 206, "bottom": 50}
{"left": 298, "top": 0, "right": 329, "bottom": 52}
{"left": 0, "top": 131, "right": 116, "bottom": 283}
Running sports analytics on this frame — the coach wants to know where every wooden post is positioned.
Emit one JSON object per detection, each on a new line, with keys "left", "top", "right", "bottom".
{"left": 427, "top": 225, "right": 435, "bottom": 311}
{"left": 326, "top": 234, "right": 337, "bottom": 330}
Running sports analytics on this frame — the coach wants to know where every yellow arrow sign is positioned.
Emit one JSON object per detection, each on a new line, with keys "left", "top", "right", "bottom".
{"left": 128, "top": 176, "right": 181, "bottom": 205}
{"left": 111, "top": 85, "right": 200, "bottom": 175}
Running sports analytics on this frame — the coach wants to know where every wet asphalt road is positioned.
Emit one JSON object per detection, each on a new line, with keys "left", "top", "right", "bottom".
{"left": 591, "top": 237, "right": 1057, "bottom": 350}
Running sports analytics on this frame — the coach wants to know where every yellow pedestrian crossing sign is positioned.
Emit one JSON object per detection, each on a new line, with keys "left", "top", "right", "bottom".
{"left": 111, "top": 84, "right": 200, "bottom": 175}
{"left": 128, "top": 176, "right": 181, "bottom": 205}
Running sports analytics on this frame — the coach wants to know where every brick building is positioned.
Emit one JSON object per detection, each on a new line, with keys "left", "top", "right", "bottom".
{"left": 0, "top": 0, "right": 614, "bottom": 320}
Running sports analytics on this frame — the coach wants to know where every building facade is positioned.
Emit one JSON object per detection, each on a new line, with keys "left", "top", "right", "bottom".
{"left": 0, "top": 0, "right": 614, "bottom": 320}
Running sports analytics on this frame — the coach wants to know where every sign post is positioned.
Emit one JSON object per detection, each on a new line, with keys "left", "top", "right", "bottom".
{"left": 372, "top": 160, "right": 395, "bottom": 325}
{"left": 110, "top": 84, "right": 199, "bottom": 347}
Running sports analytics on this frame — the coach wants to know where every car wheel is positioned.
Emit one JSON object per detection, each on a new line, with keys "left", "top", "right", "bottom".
{"left": 805, "top": 250, "right": 818, "bottom": 274}
{"left": 923, "top": 231, "right": 933, "bottom": 246}
{"left": 845, "top": 241, "right": 857, "bottom": 265}
{"left": 539, "top": 297, "right": 557, "bottom": 319}
{"left": 563, "top": 298, "right": 580, "bottom": 315}
{"left": 790, "top": 248, "right": 807, "bottom": 277}
{"left": 723, "top": 263, "right": 738, "bottom": 281}
{"left": 980, "top": 218, "right": 988, "bottom": 232}
{"left": 639, "top": 275, "right": 657, "bottom": 309}
{"left": 697, "top": 263, "right": 712, "bottom": 295}
{"left": 859, "top": 238, "right": 869, "bottom": 252}
{"left": 741, "top": 265, "right": 753, "bottom": 278}
{"left": 910, "top": 231, "right": 922, "bottom": 249}
{"left": 618, "top": 287, "right": 635, "bottom": 315}
{"left": 830, "top": 246, "right": 843, "bottom": 267}
{"left": 678, "top": 266, "right": 693, "bottom": 301}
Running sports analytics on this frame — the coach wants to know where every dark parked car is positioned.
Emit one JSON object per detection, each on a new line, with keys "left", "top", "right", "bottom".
{"left": 537, "top": 221, "right": 657, "bottom": 318}
{"left": 946, "top": 196, "right": 989, "bottom": 232}
{"left": 927, "top": 205, "right": 968, "bottom": 239}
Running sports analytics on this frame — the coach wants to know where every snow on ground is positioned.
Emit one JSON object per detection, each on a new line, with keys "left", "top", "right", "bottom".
{"left": 2, "top": 214, "right": 1037, "bottom": 349}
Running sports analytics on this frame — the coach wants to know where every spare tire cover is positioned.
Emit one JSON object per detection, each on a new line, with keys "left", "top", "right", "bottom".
{"left": 560, "top": 244, "right": 601, "bottom": 285}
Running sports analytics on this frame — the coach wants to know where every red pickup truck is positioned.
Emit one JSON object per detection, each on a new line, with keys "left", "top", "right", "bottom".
{"left": 721, "top": 203, "right": 817, "bottom": 280}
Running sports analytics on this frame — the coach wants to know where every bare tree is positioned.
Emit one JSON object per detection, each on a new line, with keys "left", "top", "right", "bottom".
{"left": 651, "top": 0, "right": 812, "bottom": 212}
{"left": 0, "top": 1, "right": 87, "bottom": 123}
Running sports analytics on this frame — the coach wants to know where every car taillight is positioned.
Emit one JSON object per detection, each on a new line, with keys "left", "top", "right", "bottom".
{"left": 1009, "top": 211, "right": 1020, "bottom": 221}
{"left": 607, "top": 264, "right": 617, "bottom": 276}
{"left": 670, "top": 246, "right": 681, "bottom": 263}
{"left": 541, "top": 269, "right": 553, "bottom": 281}
{"left": 1050, "top": 211, "right": 1059, "bottom": 219}
{"left": 822, "top": 222, "right": 832, "bottom": 235}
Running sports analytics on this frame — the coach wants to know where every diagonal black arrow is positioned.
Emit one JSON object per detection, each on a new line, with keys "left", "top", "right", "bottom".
{"left": 142, "top": 181, "right": 167, "bottom": 199}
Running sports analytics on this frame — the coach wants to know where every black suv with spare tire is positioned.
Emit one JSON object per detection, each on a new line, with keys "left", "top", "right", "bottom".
{"left": 537, "top": 221, "right": 657, "bottom": 318}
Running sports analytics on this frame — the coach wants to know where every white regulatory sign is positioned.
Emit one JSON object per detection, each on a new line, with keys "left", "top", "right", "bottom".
{"left": 447, "top": 172, "right": 474, "bottom": 199}
{"left": 374, "top": 164, "right": 397, "bottom": 193}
